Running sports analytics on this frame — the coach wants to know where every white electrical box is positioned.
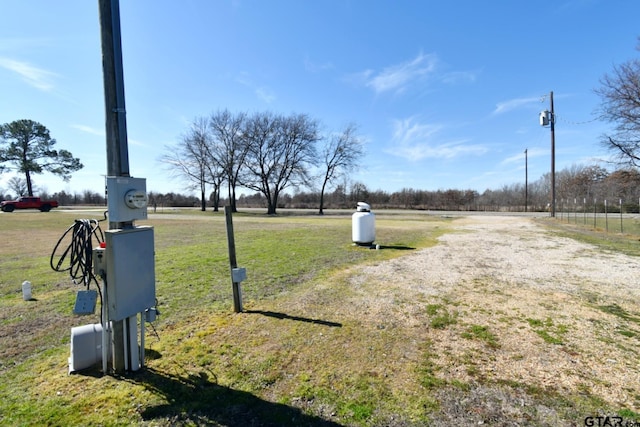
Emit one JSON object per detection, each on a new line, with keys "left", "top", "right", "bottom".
{"left": 69, "top": 323, "right": 102, "bottom": 373}
{"left": 93, "top": 247, "right": 106, "bottom": 276}
{"left": 106, "top": 176, "right": 148, "bottom": 222}
{"left": 105, "top": 226, "right": 155, "bottom": 321}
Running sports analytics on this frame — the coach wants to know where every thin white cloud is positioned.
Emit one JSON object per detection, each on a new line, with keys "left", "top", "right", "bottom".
{"left": 234, "top": 72, "right": 276, "bottom": 103}
{"left": 72, "top": 124, "right": 147, "bottom": 147}
{"left": 0, "top": 37, "right": 53, "bottom": 51}
{"left": 304, "top": 55, "right": 334, "bottom": 73}
{"left": 234, "top": 71, "right": 252, "bottom": 87}
{"left": 128, "top": 138, "right": 147, "bottom": 147}
{"left": 392, "top": 117, "right": 442, "bottom": 145}
{"left": 388, "top": 117, "right": 487, "bottom": 161}
{"left": 493, "top": 96, "right": 541, "bottom": 115}
{"left": 364, "top": 52, "right": 438, "bottom": 94}
{"left": 255, "top": 86, "right": 276, "bottom": 103}
{"left": 0, "top": 57, "right": 58, "bottom": 91}
{"left": 441, "top": 70, "right": 478, "bottom": 84}
{"left": 501, "top": 147, "right": 547, "bottom": 165}
{"left": 501, "top": 151, "right": 526, "bottom": 166}
{"left": 71, "top": 124, "right": 104, "bottom": 136}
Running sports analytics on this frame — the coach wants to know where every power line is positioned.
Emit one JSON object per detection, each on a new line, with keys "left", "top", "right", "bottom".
{"left": 555, "top": 114, "right": 599, "bottom": 126}
{"left": 540, "top": 93, "right": 600, "bottom": 125}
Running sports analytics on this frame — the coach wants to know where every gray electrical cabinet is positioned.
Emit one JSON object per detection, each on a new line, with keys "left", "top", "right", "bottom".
{"left": 105, "top": 226, "right": 155, "bottom": 321}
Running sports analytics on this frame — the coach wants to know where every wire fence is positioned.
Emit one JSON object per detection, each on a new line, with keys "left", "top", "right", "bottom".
{"left": 556, "top": 198, "right": 640, "bottom": 235}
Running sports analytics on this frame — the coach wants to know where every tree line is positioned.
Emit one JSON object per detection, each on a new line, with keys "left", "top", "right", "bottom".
{"left": 231, "top": 163, "right": 640, "bottom": 213}
{"left": 4, "top": 162, "right": 638, "bottom": 214}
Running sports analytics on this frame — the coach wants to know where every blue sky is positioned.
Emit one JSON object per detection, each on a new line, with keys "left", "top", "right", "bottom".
{"left": 1, "top": 0, "right": 638, "bottom": 197}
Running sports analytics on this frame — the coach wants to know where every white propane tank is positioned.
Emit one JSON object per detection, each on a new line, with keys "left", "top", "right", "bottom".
{"left": 352, "top": 202, "right": 375, "bottom": 246}
{"left": 22, "top": 281, "right": 32, "bottom": 301}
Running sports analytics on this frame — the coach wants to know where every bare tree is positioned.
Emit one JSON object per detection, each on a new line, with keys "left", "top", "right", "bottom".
{"left": 0, "top": 119, "right": 83, "bottom": 196}
{"left": 242, "top": 112, "right": 319, "bottom": 214}
{"left": 6, "top": 176, "right": 28, "bottom": 198}
{"left": 606, "top": 168, "right": 640, "bottom": 200}
{"left": 207, "top": 166, "right": 225, "bottom": 212}
{"left": 557, "top": 164, "right": 608, "bottom": 201}
{"left": 209, "top": 109, "right": 248, "bottom": 212}
{"left": 349, "top": 181, "right": 369, "bottom": 204}
{"left": 596, "top": 39, "right": 640, "bottom": 166}
{"left": 161, "top": 117, "right": 223, "bottom": 211}
{"left": 318, "top": 123, "right": 365, "bottom": 214}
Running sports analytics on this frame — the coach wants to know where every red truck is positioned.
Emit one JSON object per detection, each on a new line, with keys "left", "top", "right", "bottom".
{"left": 1, "top": 197, "right": 59, "bottom": 212}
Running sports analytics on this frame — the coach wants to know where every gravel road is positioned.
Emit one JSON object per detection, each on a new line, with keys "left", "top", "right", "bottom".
{"left": 344, "top": 215, "right": 640, "bottom": 423}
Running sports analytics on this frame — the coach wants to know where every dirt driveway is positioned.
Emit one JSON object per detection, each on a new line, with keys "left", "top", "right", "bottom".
{"left": 338, "top": 215, "right": 640, "bottom": 422}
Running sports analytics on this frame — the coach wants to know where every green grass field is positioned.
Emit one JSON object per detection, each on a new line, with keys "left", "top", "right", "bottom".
{"left": 546, "top": 213, "right": 640, "bottom": 257}
{"left": 2, "top": 209, "right": 640, "bottom": 426}
{"left": 0, "top": 209, "right": 448, "bottom": 426}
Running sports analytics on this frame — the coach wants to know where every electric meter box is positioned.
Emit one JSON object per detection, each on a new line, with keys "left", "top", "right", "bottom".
{"left": 106, "top": 176, "right": 148, "bottom": 222}
{"left": 105, "top": 226, "right": 155, "bottom": 321}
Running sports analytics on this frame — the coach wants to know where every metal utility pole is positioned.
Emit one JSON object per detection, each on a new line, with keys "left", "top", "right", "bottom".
{"left": 524, "top": 149, "right": 528, "bottom": 213}
{"left": 99, "top": 0, "right": 130, "bottom": 180}
{"left": 224, "top": 206, "right": 244, "bottom": 313}
{"left": 549, "top": 91, "right": 556, "bottom": 218}
{"left": 99, "top": 0, "right": 131, "bottom": 373}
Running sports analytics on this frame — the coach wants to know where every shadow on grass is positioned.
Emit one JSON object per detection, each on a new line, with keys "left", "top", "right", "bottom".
{"left": 354, "top": 244, "right": 415, "bottom": 250}
{"left": 244, "top": 310, "right": 342, "bottom": 328}
{"left": 134, "top": 366, "right": 344, "bottom": 426}
{"left": 375, "top": 245, "right": 415, "bottom": 250}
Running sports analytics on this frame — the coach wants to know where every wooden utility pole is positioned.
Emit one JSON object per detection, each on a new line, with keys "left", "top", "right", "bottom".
{"left": 524, "top": 148, "right": 528, "bottom": 213}
{"left": 550, "top": 91, "right": 556, "bottom": 218}
{"left": 99, "top": 0, "right": 132, "bottom": 373}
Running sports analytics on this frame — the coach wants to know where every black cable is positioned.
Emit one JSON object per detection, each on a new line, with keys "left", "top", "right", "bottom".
{"left": 147, "top": 318, "right": 160, "bottom": 342}
{"left": 50, "top": 218, "right": 105, "bottom": 290}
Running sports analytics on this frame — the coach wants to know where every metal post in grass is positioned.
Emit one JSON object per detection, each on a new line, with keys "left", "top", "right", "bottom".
{"left": 620, "top": 199, "right": 623, "bottom": 234}
{"left": 224, "top": 206, "right": 243, "bottom": 313}
{"left": 559, "top": 199, "right": 562, "bottom": 220}
{"left": 605, "top": 199, "right": 608, "bottom": 233}
{"left": 594, "top": 198, "right": 597, "bottom": 229}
